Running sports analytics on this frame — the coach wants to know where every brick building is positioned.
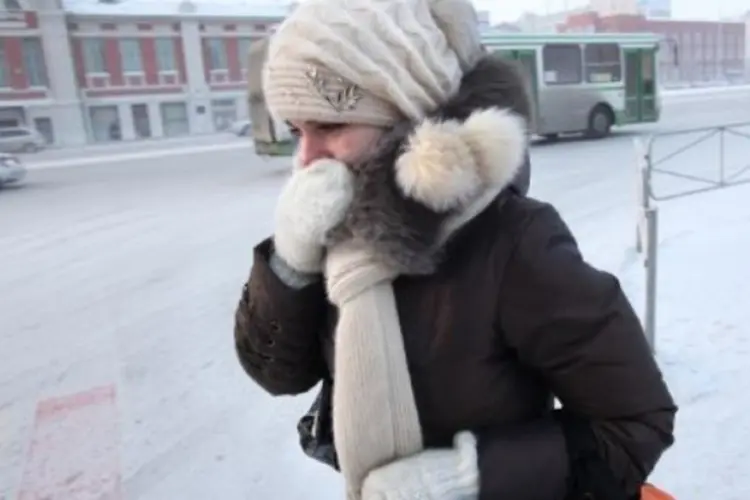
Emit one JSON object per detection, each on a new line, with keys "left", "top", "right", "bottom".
{"left": 0, "top": 0, "right": 83, "bottom": 145}
{"left": 560, "top": 12, "right": 746, "bottom": 85}
{"left": 0, "top": 0, "right": 290, "bottom": 146}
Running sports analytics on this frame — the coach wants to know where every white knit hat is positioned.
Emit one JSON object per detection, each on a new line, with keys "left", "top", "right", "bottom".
{"left": 262, "top": 0, "right": 483, "bottom": 127}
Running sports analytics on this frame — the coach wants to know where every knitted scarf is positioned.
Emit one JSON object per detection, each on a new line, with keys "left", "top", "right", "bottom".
{"left": 325, "top": 245, "right": 421, "bottom": 500}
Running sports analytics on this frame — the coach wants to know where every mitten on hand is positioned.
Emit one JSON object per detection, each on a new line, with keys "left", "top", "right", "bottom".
{"left": 361, "top": 432, "right": 479, "bottom": 500}
{"left": 273, "top": 158, "right": 354, "bottom": 275}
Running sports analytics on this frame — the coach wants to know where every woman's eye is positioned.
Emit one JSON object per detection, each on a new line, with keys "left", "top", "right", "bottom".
{"left": 288, "top": 127, "right": 301, "bottom": 137}
{"left": 318, "top": 123, "right": 344, "bottom": 133}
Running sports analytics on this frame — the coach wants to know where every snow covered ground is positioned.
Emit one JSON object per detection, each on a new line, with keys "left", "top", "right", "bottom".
{"left": 643, "top": 182, "right": 750, "bottom": 500}
{"left": 531, "top": 122, "right": 750, "bottom": 499}
{"left": 0, "top": 89, "right": 749, "bottom": 499}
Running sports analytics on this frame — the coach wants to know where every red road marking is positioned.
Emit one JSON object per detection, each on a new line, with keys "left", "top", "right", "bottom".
{"left": 18, "top": 385, "right": 122, "bottom": 500}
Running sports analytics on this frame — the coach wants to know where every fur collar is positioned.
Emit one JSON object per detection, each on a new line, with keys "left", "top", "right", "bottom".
{"left": 326, "top": 55, "right": 532, "bottom": 275}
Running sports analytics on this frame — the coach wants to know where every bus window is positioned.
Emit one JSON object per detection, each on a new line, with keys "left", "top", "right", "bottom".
{"left": 642, "top": 49, "right": 655, "bottom": 84}
{"left": 584, "top": 43, "right": 622, "bottom": 83}
{"left": 542, "top": 44, "right": 582, "bottom": 85}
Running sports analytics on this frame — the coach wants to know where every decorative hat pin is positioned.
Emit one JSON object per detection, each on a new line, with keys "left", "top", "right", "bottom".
{"left": 305, "top": 66, "right": 363, "bottom": 113}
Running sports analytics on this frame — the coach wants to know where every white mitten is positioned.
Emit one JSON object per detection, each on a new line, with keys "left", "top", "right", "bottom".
{"left": 273, "top": 158, "right": 354, "bottom": 274}
{"left": 361, "top": 432, "right": 480, "bottom": 500}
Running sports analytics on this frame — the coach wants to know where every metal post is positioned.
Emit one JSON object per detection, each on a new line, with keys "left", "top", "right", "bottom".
{"left": 634, "top": 137, "right": 650, "bottom": 254}
{"left": 644, "top": 207, "right": 659, "bottom": 353}
{"left": 719, "top": 127, "right": 725, "bottom": 185}
{"left": 637, "top": 166, "right": 650, "bottom": 253}
{"left": 636, "top": 220, "right": 643, "bottom": 254}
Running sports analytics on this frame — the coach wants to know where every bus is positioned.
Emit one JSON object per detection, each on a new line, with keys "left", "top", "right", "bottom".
{"left": 246, "top": 37, "right": 297, "bottom": 156}
{"left": 484, "top": 32, "right": 663, "bottom": 139}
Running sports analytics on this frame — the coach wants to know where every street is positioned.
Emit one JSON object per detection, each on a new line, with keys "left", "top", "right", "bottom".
{"left": 19, "top": 132, "right": 249, "bottom": 170}
{"left": 1, "top": 88, "right": 749, "bottom": 499}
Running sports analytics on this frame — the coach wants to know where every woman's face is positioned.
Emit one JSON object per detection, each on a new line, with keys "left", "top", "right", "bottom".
{"left": 289, "top": 121, "right": 385, "bottom": 168}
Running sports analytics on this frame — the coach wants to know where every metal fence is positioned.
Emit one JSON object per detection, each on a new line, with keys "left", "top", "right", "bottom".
{"left": 634, "top": 122, "right": 750, "bottom": 351}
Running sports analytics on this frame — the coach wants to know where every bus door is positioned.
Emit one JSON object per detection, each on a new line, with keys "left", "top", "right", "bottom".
{"left": 623, "top": 48, "right": 658, "bottom": 122}
{"left": 495, "top": 49, "right": 540, "bottom": 129}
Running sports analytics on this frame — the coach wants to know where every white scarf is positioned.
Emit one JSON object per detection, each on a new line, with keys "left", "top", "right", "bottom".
{"left": 324, "top": 184, "right": 505, "bottom": 499}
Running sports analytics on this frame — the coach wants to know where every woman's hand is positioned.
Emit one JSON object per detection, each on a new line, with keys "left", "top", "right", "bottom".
{"left": 273, "top": 158, "right": 354, "bottom": 274}
{"left": 361, "top": 432, "right": 479, "bottom": 500}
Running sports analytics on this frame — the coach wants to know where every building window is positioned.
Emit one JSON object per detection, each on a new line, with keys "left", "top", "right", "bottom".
{"left": 160, "top": 102, "right": 190, "bottom": 137}
{"left": 1, "top": 0, "right": 23, "bottom": 18}
{"left": 238, "top": 38, "right": 252, "bottom": 71}
{"left": 119, "top": 39, "right": 143, "bottom": 73}
{"left": 89, "top": 105, "right": 121, "bottom": 142}
{"left": 131, "top": 103, "right": 151, "bottom": 139}
{"left": 0, "top": 45, "right": 8, "bottom": 87}
{"left": 542, "top": 44, "right": 582, "bottom": 85}
{"left": 82, "top": 39, "right": 106, "bottom": 73}
{"left": 34, "top": 117, "right": 54, "bottom": 144}
{"left": 211, "top": 98, "right": 237, "bottom": 131}
{"left": 584, "top": 43, "right": 621, "bottom": 83}
{"left": 22, "top": 38, "right": 47, "bottom": 87}
{"left": 206, "top": 38, "right": 228, "bottom": 70}
{"left": 155, "top": 38, "right": 176, "bottom": 71}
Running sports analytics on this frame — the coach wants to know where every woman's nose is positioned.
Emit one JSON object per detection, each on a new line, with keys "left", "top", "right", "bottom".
{"left": 296, "top": 136, "right": 329, "bottom": 168}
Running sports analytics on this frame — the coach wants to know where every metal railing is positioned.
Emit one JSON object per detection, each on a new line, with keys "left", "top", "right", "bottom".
{"left": 634, "top": 122, "right": 750, "bottom": 351}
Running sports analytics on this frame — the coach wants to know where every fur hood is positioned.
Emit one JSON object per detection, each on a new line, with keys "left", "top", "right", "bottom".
{"left": 327, "top": 55, "right": 532, "bottom": 275}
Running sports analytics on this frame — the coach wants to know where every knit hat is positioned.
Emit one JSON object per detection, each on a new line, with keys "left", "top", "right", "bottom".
{"left": 262, "top": 0, "right": 483, "bottom": 127}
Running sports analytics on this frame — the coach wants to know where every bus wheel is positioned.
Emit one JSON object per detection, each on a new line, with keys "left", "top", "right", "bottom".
{"left": 586, "top": 105, "right": 613, "bottom": 139}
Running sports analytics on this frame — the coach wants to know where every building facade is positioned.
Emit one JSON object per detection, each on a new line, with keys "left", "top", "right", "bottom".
{"left": 0, "top": 0, "right": 290, "bottom": 146}
{"left": 590, "top": 0, "right": 672, "bottom": 19}
{"left": 560, "top": 12, "right": 746, "bottom": 85}
{"left": 1, "top": 0, "right": 85, "bottom": 146}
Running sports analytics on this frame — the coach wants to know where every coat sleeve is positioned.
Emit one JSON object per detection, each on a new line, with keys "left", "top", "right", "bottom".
{"left": 234, "top": 238, "right": 328, "bottom": 396}
{"left": 477, "top": 202, "right": 677, "bottom": 500}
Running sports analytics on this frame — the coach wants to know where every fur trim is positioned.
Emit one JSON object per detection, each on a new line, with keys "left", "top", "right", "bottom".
{"left": 395, "top": 108, "right": 526, "bottom": 212}
{"left": 326, "top": 55, "right": 532, "bottom": 275}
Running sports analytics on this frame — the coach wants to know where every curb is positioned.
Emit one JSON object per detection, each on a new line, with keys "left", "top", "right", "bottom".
{"left": 25, "top": 141, "right": 253, "bottom": 171}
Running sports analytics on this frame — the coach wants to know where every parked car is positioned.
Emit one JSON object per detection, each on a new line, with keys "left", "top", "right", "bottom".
{"left": 0, "top": 127, "right": 46, "bottom": 153}
{"left": 0, "top": 153, "right": 26, "bottom": 187}
{"left": 228, "top": 119, "right": 252, "bottom": 137}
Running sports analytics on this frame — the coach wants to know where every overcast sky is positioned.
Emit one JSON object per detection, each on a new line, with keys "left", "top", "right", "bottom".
{"left": 474, "top": 0, "right": 748, "bottom": 22}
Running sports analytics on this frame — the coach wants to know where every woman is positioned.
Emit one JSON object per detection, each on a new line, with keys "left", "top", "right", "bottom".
{"left": 234, "top": 0, "right": 677, "bottom": 498}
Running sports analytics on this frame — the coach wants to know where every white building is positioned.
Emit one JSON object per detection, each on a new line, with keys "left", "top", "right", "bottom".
{"left": 1, "top": 0, "right": 292, "bottom": 146}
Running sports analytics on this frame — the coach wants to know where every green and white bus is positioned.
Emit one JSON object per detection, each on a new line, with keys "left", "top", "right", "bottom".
{"left": 483, "top": 32, "right": 662, "bottom": 139}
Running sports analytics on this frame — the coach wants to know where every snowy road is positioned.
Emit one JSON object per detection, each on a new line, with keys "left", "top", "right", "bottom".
{"left": 20, "top": 132, "right": 245, "bottom": 165}
{"left": 1, "top": 89, "right": 749, "bottom": 499}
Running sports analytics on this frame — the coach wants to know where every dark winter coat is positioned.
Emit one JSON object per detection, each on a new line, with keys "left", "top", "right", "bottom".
{"left": 234, "top": 55, "right": 676, "bottom": 500}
